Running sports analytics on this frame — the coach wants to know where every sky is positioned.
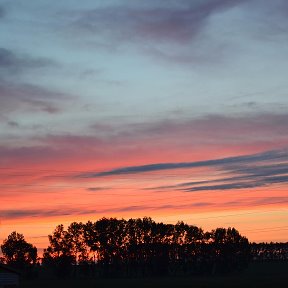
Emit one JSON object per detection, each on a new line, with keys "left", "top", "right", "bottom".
{"left": 0, "top": 0, "right": 288, "bottom": 250}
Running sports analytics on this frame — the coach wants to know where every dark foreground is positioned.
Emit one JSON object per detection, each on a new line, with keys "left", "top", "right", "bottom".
{"left": 21, "top": 261, "right": 288, "bottom": 288}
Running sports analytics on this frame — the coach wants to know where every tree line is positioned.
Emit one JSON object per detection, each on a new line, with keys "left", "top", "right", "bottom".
{"left": 1, "top": 217, "right": 286, "bottom": 278}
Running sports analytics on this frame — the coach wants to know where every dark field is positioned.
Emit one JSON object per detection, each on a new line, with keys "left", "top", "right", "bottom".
{"left": 21, "top": 261, "right": 288, "bottom": 288}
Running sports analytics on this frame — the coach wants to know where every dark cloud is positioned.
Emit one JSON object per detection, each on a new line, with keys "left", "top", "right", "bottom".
{"left": 1, "top": 196, "right": 286, "bottom": 220}
{"left": 78, "top": 149, "right": 287, "bottom": 178}
{"left": 262, "top": 175, "right": 288, "bottom": 184}
{"left": 87, "top": 187, "right": 110, "bottom": 192}
{"left": 0, "top": 48, "right": 63, "bottom": 116}
{"left": 0, "top": 209, "right": 64, "bottom": 219}
{"left": 112, "top": 202, "right": 214, "bottom": 213}
{"left": 174, "top": 163, "right": 288, "bottom": 187}
{"left": 0, "top": 208, "right": 97, "bottom": 219}
{"left": 87, "top": 113, "right": 288, "bottom": 150}
{"left": 0, "top": 204, "right": 199, "bottom": 219}
{"left": 66, "top": 0, "right": 288, "bottom": 66}
{"left": 244, "top": 0, "right": 288, "bottom": 37}
{"left": 0, "top": 48, "right": 55, "bottom": 79}
{"left": 183, "top": 182, "right": 263, "bottom": 192}
{"left": 70, "top": 0, "right": 248, "bottom": 64}
{"left": 250, "top": 196, "right": 288, "bottom": 206}
{"left": 117, "top": 205, "right": 150, "bottom": 212}
{"left": 0, "top": 5, "right": 5, "bottom": 18}
{"left": 148, "top": 163, "right": 288, "bottom": 192}
{"left": 75, "top": 0, "right": 246, "bottom": 44}
{"left": 117, "top": 197, "right": 288, "bottom": 214}
{"left": 76, "top": 149, "right": 288, "bottom": 193}
{"left": 7, "top": 120, "right": 19, "bottom": 127}
{"left": 0, "top": 81, "right": 67, "bottom": 115}
{"left": 229, "top": 163, "right": 288, "bottom": 178}
{"left": 156, "top": 162, "right": 288, "bottom": 193}
{"left": 0, "top": 145, "right": 67, "bottom": 166}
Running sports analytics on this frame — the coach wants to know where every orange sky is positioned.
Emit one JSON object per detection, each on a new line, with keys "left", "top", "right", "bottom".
{"left": 1, "top": 151, "right": 288, "bottom": 250}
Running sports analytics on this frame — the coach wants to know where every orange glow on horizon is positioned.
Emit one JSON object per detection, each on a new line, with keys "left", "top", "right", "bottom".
{"left": 1, "top": 148, "right": 288, "bottom": 253}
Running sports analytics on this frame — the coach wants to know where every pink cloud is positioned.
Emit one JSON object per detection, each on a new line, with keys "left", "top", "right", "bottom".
{"left": 1, "top": 112, "right": 287, "bottom": 173}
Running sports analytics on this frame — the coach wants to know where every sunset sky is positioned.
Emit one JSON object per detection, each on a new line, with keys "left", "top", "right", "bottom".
{"left": 0, "top": 0, "right": 288, "bottom": 251}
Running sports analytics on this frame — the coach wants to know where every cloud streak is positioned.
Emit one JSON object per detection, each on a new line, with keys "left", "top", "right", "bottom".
{"left": 0, "top": 81, "right": 68, "bottom": 115}
{"left": 1, "top": 112, "right": 287, "bottom": 184}
{"left": 1, "top": 196, "right": 287, "bottom": 220}
{"left": 70, "top": 0, "right": 249, "bottom": 64}
{"left": 75, "top": 0, "right": 245, "bottom": 43}
{"left": 0, "top": 48, "right": 66, "bottom": 116}
{"left": 153, "top": 161, "right": 288, "bottom": 193}
{"left": 75, "top": 149, "right": 288, "bottom": 193}
{"left": 68, "top": 0, "right": 288, "bottom": 66}
{"left": 0, "top": 5, "right": 5, "bottom": 18}
{"left": 0, "top": 47, "right": 55, "bottom": 79}
{"left": 78, "top": 149, "right": 288, "bottom": 177}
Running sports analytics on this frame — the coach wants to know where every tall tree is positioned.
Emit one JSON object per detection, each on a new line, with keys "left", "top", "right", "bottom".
{"left": 43, "top": 224, "right": 75, "bottom": 278}
{"left": 209, "top": 227, "right": 250, "bottom": 273}
{"left": 67, "top": 222, "right": 89, "bottom": 263}
{"left": 1, "top": 231, "right": 37, "bottom": 269}
{"left": 43, "top": 218, "right": 252, "bottom": 277}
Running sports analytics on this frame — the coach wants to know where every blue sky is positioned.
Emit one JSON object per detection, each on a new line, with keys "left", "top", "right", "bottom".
{"left": 1, "top": 0, "right": 288, "bottom": 135}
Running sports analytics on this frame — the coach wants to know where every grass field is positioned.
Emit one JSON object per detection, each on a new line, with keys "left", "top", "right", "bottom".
{"left": 21, "top": 261, "right": 288, "bottom": 288}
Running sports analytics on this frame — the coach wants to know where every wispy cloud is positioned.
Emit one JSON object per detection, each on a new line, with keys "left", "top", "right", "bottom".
{"left": 0, "top": 81, "right": 68, "bottom": 115}
{"left": 77, "top": 149, "right": 287, "bottom": 177}
{"left": 152, "top": 160, "right": 288, "bottom": 192}
{"left": 75, "top": 0, "right": 245, "bottom": 43}
{"left": 86, "top": 114, "right": 288, "bottom": 158}
{"left": 69, "top": 0, "right": 248, "bottom": 64}
{"left": 0, "top": 48, "right": 65, "bottom": 116}
{"left": 75, "top": 149, "right": 288, "bottom": 193}
{"left": 0, "top": 208, "right": 97, "bottom": 219}
{"left": 0, "top": 47, "right": 55, "bottom": 79}
{"left": 119, "top": 113, "right": 288, "bottom": 143}
{"left": 1, "top": 112, "right": 287, "bottom": 177}
{"left": 67, "top": 0, "right": 288, "bottom": 66}
{"left": 244, "top": 0, "right": 288, "bottom": 36}
{"left": 163, "top": 163, "right": 288, "bottom": 187}
{"left": 87, "top": 187, "right": 110, "bottom": 192}
{"left": 1, "top": 196, "right": 287, "bottom": 220}
{"left": 0, "top": 5, "right": 5, "bottom": 18}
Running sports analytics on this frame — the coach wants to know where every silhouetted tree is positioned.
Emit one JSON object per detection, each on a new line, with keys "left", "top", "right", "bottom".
{"left": 1, "top": 231, "right": 37, "bottom": 277}
{"left": 43, "top": 217, "right": 251, "bottom": 278}
{"left": 208, "top": 227, "right": 250, "bottom": 273}
{"left": 250, "top": 242, "right": 288, "bottom": 261}
{"left": 43, "top": 224, "right": 75, "bottom": 278}
{"left": 67, "top": 222, "right": 89, "bottom": 263}
{"left": 87, "top": 218, "right": 127, "bottom": 277}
